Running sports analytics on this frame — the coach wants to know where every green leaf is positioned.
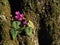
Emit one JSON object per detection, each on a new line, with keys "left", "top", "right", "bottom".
{"left": 25, "top": 27, "right": 32, "bottom": 36}
{"left": 16, "top": 21, "right": 21, "bottom": 29}
{"left": 10, "top": 29, "right": 19, "bottom": 39}
{"left": 12, "top": 21, "right": 16, "bottom": 29}
{"left": 12, "top": 21, "right": 21, "bottom": 29}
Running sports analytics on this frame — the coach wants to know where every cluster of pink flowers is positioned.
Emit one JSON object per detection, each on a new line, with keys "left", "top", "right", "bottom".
{"left": 15, "top": 11, "right": 27, "bottom": 25}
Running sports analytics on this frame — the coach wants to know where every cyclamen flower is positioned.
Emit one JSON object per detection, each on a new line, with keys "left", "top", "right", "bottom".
{"left": 15, "top": 11, "right": 20, "bottom": 15}
{"left": 19, "top": 14, "right": 24, "bottom": 18}
{"left": 15, "top": 11, "right": 24, "bottom": 21}
{"left": 15, "top": 16, "right": 18, "bottom": 19}
{"left": 18, "top": 17, "right": 23, "bottom": 21}
{"left": 23, "top": 21, "right": 28, "bottom": 25}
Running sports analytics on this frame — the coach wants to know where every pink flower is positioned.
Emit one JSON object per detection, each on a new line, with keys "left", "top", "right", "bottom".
{"left": 23, "top": 21, "right": 27, "bottom": 25}
{"left": 15, "top": 16, "right": 18, "bottom": 19}
{"left": 20, "top": 14, "right": 24, "bottom": 18}
{"left": 19, "top": 17, "right": 23, "bottom": 21}
{"left": 15, "top": 11, "right": 24, "bottom": 21}
{"left": 15, "top": 11, "right": 20, "bottom": 15}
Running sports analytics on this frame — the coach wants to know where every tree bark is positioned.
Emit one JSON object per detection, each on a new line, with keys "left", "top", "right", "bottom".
{"left": 49, "top": 0, "right": 60, "bottom": 45}
{"left": 0, "top": 0, "right": 19, "bottom": 45}
{"left": 40, "top": 0, "right": 60, "bottom": 45}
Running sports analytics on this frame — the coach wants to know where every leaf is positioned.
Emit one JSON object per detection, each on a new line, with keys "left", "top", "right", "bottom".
{"left": 16, "top": 21, "right": 21, "bottom": 28}
{"left": 25, "top": 27, "right": 32, "bottom": 36}
{"left": 10, "top": 29, "right": 19, "bottom": 39}
{"left": 27, "top": 20, "right": 34, "bottom": 29}
{"left": 12, "top": 21, "right": 17, "bottom": 29}
{"left": 12, "top": 21, "right": 21, "bottom": 29}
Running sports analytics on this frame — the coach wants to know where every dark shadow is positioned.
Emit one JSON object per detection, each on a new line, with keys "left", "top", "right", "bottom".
{"left": 8, "top": 0, "right": 24, "bottom": 17}
{"left": 0, "top": 26, "right": 2, "bottom": 44}
{"left": 38, "top": 17, "right": 53, "bottom": 45}
{"left": 38, "top": 1, "right": 53, "bottom": 45}
{"left": 38, "top": 3, "right": 53, "bottom": 45}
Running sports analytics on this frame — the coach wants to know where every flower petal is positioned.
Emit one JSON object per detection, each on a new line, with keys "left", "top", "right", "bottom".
{"left": 20, "top": 14, "right": 24, "bottom": 18}
{"left": 23, "top": 21, "right": 27, "bottom": 25}
{"left": 15, "top": 11, "right": 20, "bottom": 15}
{"left": 19, "top": 18, "right": 23, "bottom": 21}
{"left": 15, "top": 16, "right": 18, "bottom": 19}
